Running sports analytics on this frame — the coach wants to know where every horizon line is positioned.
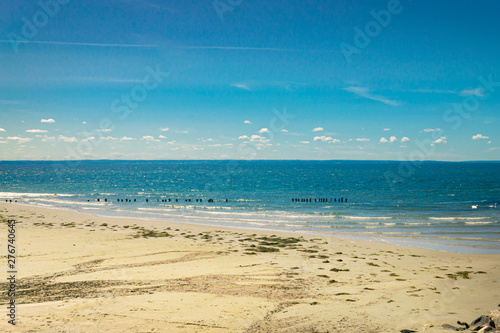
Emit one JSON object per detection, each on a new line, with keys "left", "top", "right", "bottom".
{"left": 0, "top": 159, "right": 498, "bottom": 163}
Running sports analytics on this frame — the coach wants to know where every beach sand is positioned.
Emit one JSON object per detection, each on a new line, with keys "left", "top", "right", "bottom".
{"left": 0, "top": 202, "right": 499, "bottom": 332}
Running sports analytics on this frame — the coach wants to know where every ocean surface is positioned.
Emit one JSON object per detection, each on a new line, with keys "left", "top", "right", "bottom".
{"left": 0, "top": 160, "right": 499, "bottom": 254}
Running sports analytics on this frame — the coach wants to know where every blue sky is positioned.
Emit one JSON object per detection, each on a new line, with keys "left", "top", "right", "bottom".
{"left": 0, "top": 0, "right": 499, "bottom": 160}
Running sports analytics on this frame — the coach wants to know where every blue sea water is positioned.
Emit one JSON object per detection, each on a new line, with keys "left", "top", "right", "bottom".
{"left": 0, "top": 160, "right": 499, "bottom": 253}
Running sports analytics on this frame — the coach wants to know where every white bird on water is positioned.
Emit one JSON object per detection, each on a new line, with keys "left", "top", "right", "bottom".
{"left": 471, "top": 205, "right": 478, "bottom": 209}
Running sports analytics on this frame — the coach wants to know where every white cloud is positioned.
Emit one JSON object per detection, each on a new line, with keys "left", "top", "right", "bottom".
{"left": 401, "top": 137, "right": 410, "bottom": 143}
{"left": 238, "top": 135, "right": 249, "bottom": 140}
{"left": 244, "top": 120, "right": 252, "bottom": 124}
{"left": 300, "top": 141, "right": 310, "bottom": 144}
{"left": 250, "top": 135, "right": 262, "bottom": 141}
{"left": 422, "top": 128, "right": 442, "bottom": 133}
{"left": 96, "top": 129, "right": 112, "bottom": 132}
{"left": 141, "top": 135, "right": 160, "bottom": 142}
{"left": 101, "top": 136, "right": 116, "bottom": 140}
{"left": 250, "top": 135, "right": 269, "bottom": 143}
{"left": 314, "top": 136, "right": 339, "bottom": 143}
{"left": 120, "top": 136, "right": 135, "bottom": 141}
{"left": 7, "top": 136, "right": 32, "bottom": 143}
{"left": 82, "top": 121, "right": 87, "bottom": 125}
{"left": 460, "top": 88, "right": 485, "bottom": 97}
{"left": 314, "top": 136, "right": 332, "bottom": 142}
{"left": 472, "top": 134, "right": 489, "bottom": 140}
{"left": 383, "top": 128, "right": 390, "bottom": 131}
{"left": 344, "top": 86, "right": 401, "bottom": 106}
{"left": 434, "top": 136, "right": 447, "bottom": 144}
{"left": 356, "top": 138, "right": 370, "bottom": 142}
{"left": 41, "top": 136, "right": 55, "bottom": 142}
{"left": 380, "top": 136, "right": 397, "bottom": 143}
{"left": 58, "top": 135, "right": 77, "bottom": 142}
{"left": 159, "top": 135, "right": 167, "bottom": 139}
{"left": 312, "top": 127, "right": 324, "bottom": 132}
{"left": 0, "top": 128, "right": 6, "bottom": 132}
{"left": 26, "top": 129, "right": 48, "bottom": 133}
{"left": 406, "top": 88, "right": 457, "bottom": 94}
{"left": 0, "top": 40, "right": 158, "bottom": 48}
{"left": 40, "top": 118, "right": 55, "bottom": 123}
{"left": 160, "top": 127, "right": 169, "bottom": 131}
{"left": 258, "top": 128, "right": 269, "bottom": 133}
{"left": 281, "top": 129, "right": 288, "bottom": 133}
{"left": 199, "top": 138, "right": 215, "bottom": 142}
{"left": 0, "top": 99, "right": 22, "bottom": 105}
{"left": 255, "top": 143, "right": 273, "bottom": 150}
{"left": 232, "top": 83, "right": 251, "bottom": 91}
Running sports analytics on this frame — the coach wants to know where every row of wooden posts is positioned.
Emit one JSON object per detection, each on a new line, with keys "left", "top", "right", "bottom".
{"left": 292, "top": 198, "right": 348, "bottom": 203}
{"left": 88, "top": 198, "right": 348, "bottom": 203}
{"left": 92, "top": 198, "right": 224, "bottom": 203}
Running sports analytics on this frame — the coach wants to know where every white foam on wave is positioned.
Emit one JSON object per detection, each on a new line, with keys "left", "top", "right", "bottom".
{"left": 341, "top": 215, "right": 392, "bottom": 220}
{"left": 403, "top": 222, "right": 432, "bottom": 226}
{"left": 37, "top": 198, "right": 106, "bottom": 206}
{"left": 429, "top": 217, "right": 490, "bottom": 221}
{"left": 138, "top": 207, "right": 176, "bottom": 212}
{"left": 31, "top": 203, "right": 56, "bottom": 208}
{"left": 0, "top": 192, "right": 74, "bottom": 198}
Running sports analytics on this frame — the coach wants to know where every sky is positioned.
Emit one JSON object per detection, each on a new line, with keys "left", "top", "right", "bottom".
{"left": 0, "top": 0, "right": 499, "bottom": 161}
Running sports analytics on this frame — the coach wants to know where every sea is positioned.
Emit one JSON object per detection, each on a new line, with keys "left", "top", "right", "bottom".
{"left": 0, "top": 160, "right": 499, "bottom": 254}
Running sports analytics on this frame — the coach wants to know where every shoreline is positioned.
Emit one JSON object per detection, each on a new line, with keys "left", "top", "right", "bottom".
{"left": 1, "top": 202, "right": 499, "bottom": 332}
{"left": 6, "top": 200, "right": 500, "bottom": 255}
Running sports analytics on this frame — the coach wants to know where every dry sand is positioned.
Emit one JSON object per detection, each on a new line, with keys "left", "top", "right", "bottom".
{"left": 0, "top": 202, "right": 499, "bottom": 332}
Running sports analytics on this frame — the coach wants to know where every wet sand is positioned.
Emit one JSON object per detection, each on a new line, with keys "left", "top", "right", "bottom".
{"left": 0, "top": 202, "right": 499, "bottom": 332}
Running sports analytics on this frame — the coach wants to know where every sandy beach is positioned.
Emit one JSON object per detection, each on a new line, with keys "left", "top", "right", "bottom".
{"left": 0, "top": 202, "right": 499, "bottom": 332}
